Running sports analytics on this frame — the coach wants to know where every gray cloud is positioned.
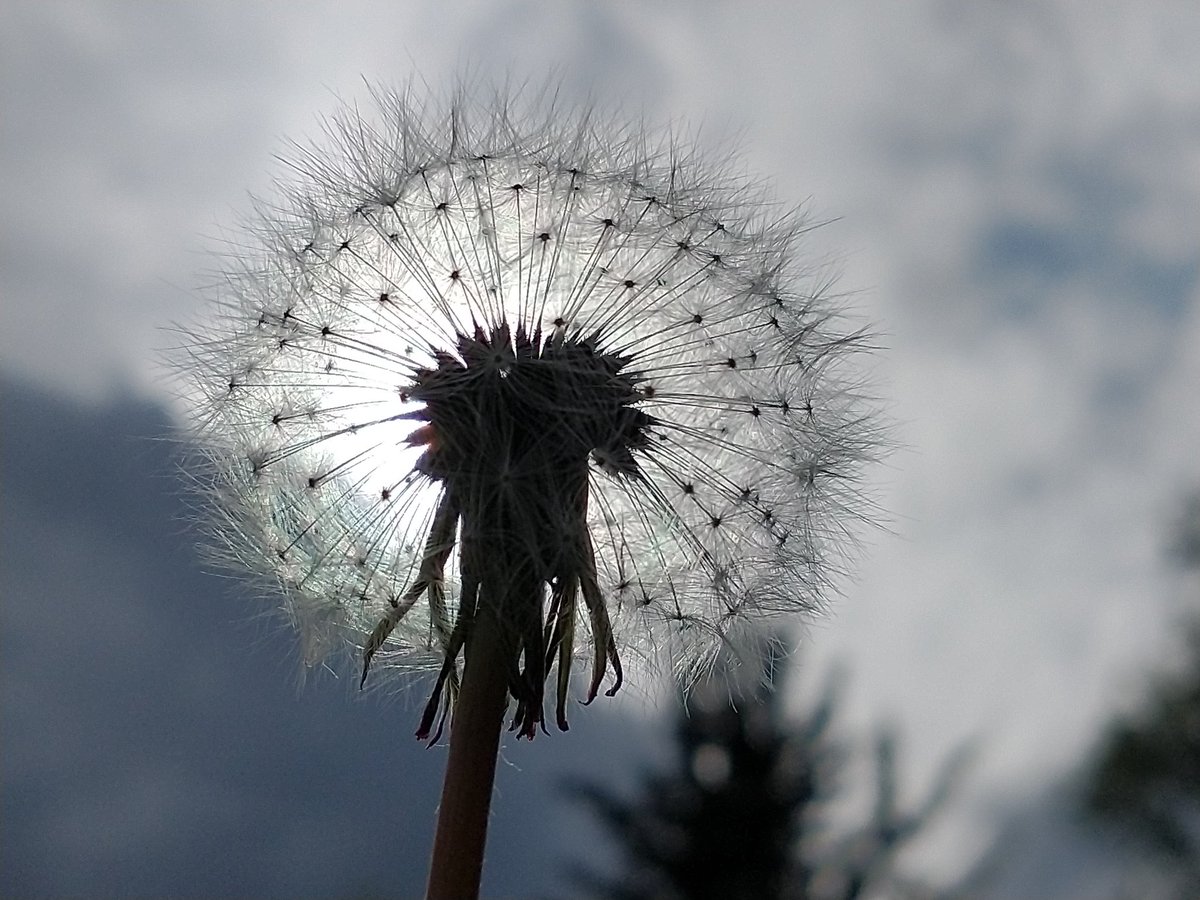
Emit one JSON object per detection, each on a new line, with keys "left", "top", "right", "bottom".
{"left": 5, "top": 1, "right": 1200, "bottom": 891}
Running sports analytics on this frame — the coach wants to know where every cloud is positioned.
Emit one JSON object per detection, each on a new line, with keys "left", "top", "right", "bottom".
{"left": 4, "top": 1, "right": 1200, "bottom": 891}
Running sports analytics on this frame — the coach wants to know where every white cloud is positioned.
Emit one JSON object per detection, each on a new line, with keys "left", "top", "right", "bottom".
{"left": 3, "top": 0, "right": 1198, "bottom": 889}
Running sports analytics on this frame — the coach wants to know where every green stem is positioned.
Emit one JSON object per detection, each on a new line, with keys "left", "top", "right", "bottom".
{"left": 425, "top": 604, "right": 509, "bottom": 900}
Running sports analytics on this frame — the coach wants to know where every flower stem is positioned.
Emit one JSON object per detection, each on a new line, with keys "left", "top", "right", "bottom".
{"left": 425, "top": 603, "right": 509, "bottom": 900}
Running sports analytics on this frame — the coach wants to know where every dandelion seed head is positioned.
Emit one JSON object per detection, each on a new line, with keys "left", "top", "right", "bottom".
{"left": 177, "top": 81, "right": 881, "bottom": 735}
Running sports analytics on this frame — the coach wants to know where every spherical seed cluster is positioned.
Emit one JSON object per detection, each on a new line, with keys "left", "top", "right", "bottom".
{"left": 181, "top": 85, "right": 879, "bottom": 737}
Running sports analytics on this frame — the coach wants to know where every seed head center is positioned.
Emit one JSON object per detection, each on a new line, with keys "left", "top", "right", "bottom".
{"left": 410, "top": 323, "right": 654, "bottom": 517}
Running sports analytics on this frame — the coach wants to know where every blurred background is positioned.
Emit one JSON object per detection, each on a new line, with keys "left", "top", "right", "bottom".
{"left": 3, "top": 2, "right": 1198, "bottom": 897}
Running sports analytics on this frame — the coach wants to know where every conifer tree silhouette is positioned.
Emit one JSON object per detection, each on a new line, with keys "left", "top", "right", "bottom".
{"left": 568, "top": 643, "right": 967, "bottom": 899}
{"left": 1083, "top": 493, "right": 1200, "bottom": 895}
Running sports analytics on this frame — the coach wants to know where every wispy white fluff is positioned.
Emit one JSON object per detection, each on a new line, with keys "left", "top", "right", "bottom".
{"left": 175, "top": 81, "right": 882, "bottom": 735}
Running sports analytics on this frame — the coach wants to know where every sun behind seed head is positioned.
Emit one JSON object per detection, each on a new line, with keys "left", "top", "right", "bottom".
{"left": 176, "top": 80, "right": 883, "bottom": 738}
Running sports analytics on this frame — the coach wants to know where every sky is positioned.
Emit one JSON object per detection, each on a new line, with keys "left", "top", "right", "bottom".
{"left": 3, "top": 1, "right": 1199, "bottom": 896}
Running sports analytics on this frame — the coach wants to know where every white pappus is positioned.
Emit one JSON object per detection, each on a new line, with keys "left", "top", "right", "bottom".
{"left": 175, "top": 81, "right": 882, "bottom": 740}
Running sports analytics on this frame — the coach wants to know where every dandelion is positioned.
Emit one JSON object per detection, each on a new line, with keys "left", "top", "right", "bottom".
{"left": 177, "top": 81, "right": 880, "bottom": 898}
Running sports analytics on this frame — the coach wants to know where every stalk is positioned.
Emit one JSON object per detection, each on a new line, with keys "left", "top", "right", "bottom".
{"left": 425, "top": 604, "right": 509, "bottom": 900}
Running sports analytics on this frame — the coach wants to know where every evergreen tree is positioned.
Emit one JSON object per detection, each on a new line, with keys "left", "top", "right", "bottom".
{"left": 1082, "top": 493, "right": 1200, "bottom": 895}
{"left": 568, "top": 645, "right": 967, "bottom": 899}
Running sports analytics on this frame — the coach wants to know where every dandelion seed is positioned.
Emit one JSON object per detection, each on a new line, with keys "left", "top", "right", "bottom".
{"left": 178, "top": 82, "right": 880, "bottom": 745}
